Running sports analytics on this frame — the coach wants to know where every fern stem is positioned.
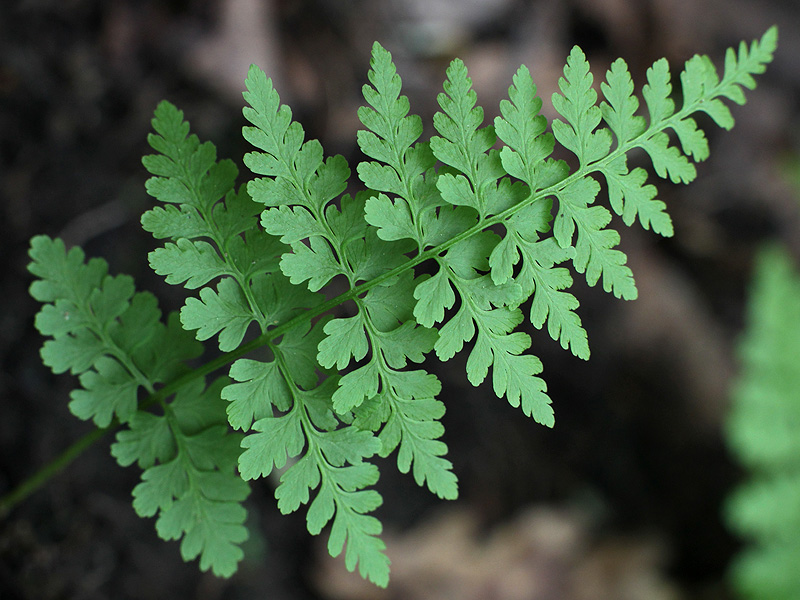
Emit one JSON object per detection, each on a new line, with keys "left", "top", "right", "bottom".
{"left": 0, "top": 425, "right": 111, "bottom": 517}
{"left": 0, "top": 332, "right": 263, "bottom": 515}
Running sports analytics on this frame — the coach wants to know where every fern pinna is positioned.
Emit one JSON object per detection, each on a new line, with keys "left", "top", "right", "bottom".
{"left": 26, "top": 29, "right": 776, "bottom": 585}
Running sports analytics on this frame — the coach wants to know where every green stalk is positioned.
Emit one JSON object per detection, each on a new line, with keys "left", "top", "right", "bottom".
{"left": 0, "top": 426, "right": 110, "bottom": 517}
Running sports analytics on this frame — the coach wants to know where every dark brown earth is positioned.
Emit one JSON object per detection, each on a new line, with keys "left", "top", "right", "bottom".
{"left": 1, "top": 1, "right": 799, "bottom": 598}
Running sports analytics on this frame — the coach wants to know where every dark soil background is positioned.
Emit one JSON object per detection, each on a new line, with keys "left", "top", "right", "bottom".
{"left": 1, "top": 0, "right": 799, "bottom": 598}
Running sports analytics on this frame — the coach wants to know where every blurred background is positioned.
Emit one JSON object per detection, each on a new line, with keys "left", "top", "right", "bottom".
{"left": 1, "top": 0, "right": 799, "bottom": 598}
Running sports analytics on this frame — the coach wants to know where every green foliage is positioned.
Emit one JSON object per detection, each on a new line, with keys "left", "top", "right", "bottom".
{"left": 725, "top": 245, "right": 800, "bottom": 600}
{"left": 27, "top": 29, "right": 776, "bottom": 586}
{"left": 28, "top": 236, "right": 250, "bottom": 577}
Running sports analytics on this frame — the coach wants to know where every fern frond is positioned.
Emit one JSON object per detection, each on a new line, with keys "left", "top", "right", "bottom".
{"left": 26, "top": 27, "right": 777, "bottom": 587}
{"left": 725, "top": 244, "right": 800, "bottom": 600}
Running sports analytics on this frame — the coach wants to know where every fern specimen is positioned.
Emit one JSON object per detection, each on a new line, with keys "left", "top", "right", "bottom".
{"left": 20, "top": 29, "right": 776, "bottom": 586}
{"left": 725, "top": 245, "right": 800, "bottom": 599}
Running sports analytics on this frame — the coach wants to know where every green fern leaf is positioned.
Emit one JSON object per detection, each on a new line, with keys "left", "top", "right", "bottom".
{"left": 30, "top": 235, "right": 248, "bottom": 577}
{"left": 70, "top": 357, "right": 140, "bottom": 426}
{"left": 725, "top": 244, "right": 800, "bottom": 600}
{"left": 130, "top": 379, "right": 250, "bottom": 578}
{"left": 493, "top": 69, "right": 588, "bottom": 358}
{"left": 26, "top": 28, "right": 777, "bottom": 588}
{"left": 552, "top": 47, "right": 613, "bottom": 165}
{"left": 551, "top": 50, "right": 637, "bottom": 299}
{"left": 599, "top": 61, "right": 673, "bottom": 235}
{"left": 111, "top": 410, "right": 174, "bottom": 469}
{"left": 494, "top": 65, "right": 561, "bottom": 190}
